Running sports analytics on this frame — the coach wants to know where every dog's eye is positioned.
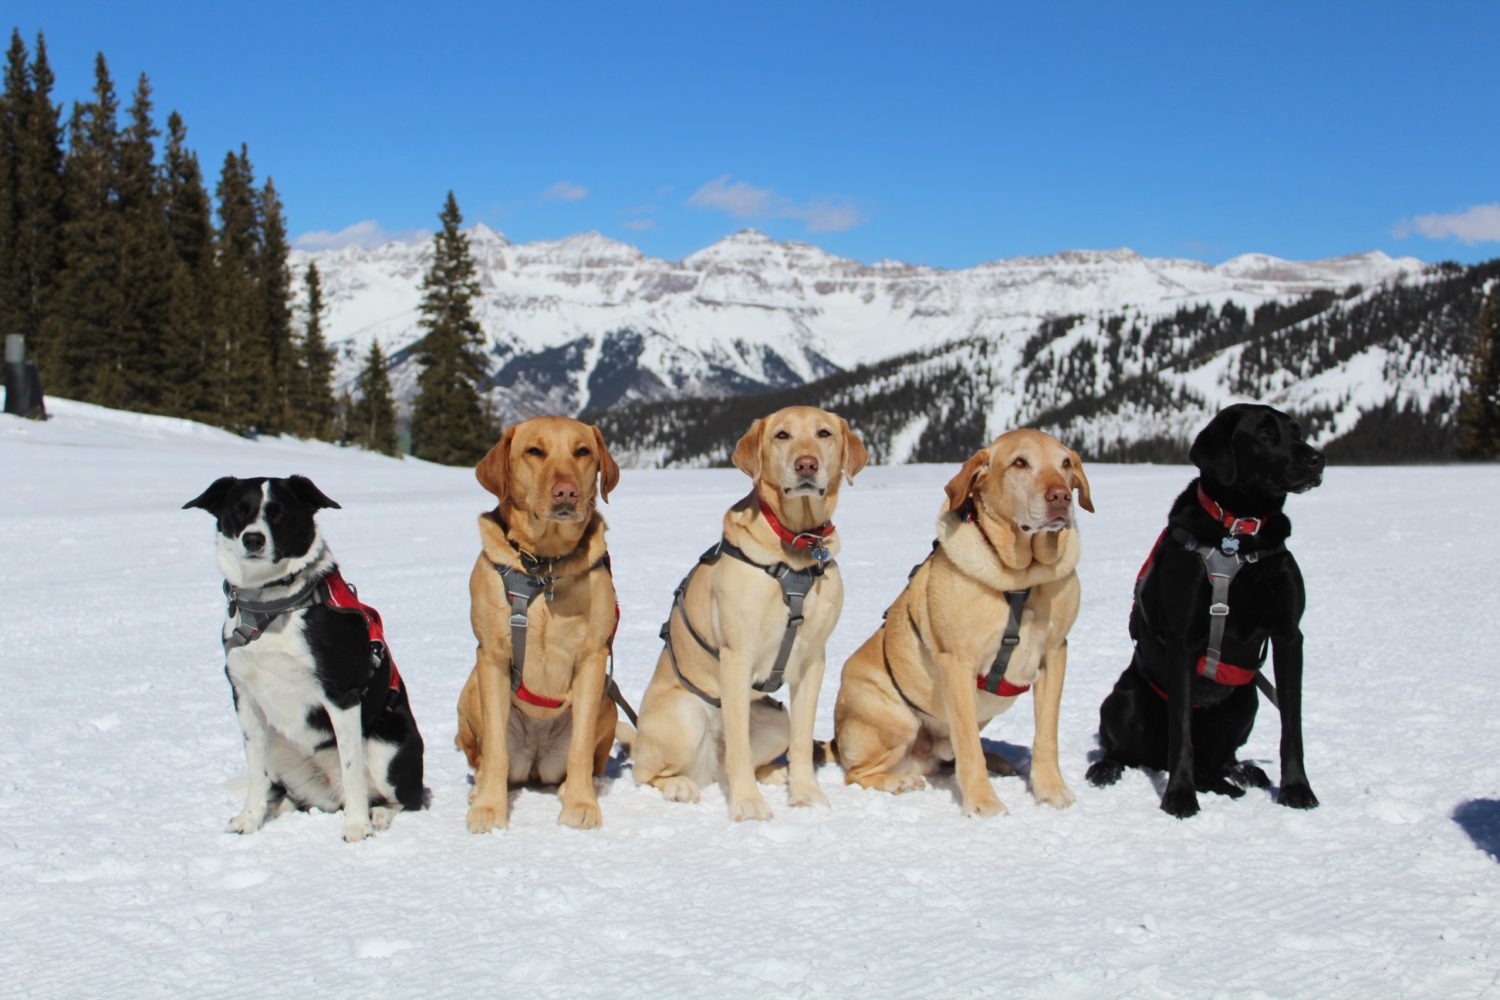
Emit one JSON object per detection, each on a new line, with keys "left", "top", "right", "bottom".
{"left": 774, "top": 430, "right": 791, "bottom": 440}
{"left": 816, "top": 428, "right": 832, "bottom": 438}
{"left": 1012, "top": 457, "right": 1029, "bottom": 470}
{"left": 1061, "top": 457, "right": 1072, "bottom": 469}
{"left": 264, "top": 503, "right": 282, "bottom": 522}
{"left": 525, "top": 446, "right": 544, "bottom": 458}
{"left": 574, "top": 447, "right": 591, "bottom": 458}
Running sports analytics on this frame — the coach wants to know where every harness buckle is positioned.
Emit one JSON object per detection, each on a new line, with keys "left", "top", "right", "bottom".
{"left": 1209, "top": 602, "right": 1230, "bottom": 617}
{"left": 509, "top": 612, "right": 529, "bottom": 629}
{"left": 1001, "top": 634, "right": 1021, "bottom": 646}
{"left": 787, "top": 614, "right": 805, "bottom": 628}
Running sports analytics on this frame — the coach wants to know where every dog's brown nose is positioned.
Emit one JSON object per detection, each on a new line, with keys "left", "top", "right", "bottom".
{"left": 552, "top": 478, "right": 579, "bottom": 503}
{"left": 794, "top": 455, "right": 819, "bottom": 478}
{"left": 1044, "top": 484, "right": 1071, "bottom": 507}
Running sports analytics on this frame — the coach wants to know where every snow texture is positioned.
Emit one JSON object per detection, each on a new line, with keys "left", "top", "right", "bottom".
{"left": 3, "top": 400, "right": 1498, "bottom": 999}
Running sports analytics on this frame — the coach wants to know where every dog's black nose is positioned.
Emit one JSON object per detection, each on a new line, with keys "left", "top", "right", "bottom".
{"left": 242, "top": 532, "right": 266, "bottom": 552}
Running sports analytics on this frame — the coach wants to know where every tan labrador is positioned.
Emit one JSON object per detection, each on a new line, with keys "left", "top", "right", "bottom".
{"left": 832, "top": 428, "right": 1093, "bottom": 816}
{"left": 456, "top": 416, "right": 621, "bottom": 832}
{"left": 632, "top": 406, "right": 867, "bottom": 821}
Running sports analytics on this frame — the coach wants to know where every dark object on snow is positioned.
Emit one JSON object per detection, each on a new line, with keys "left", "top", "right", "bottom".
{"left": 1085, "top": 403, "right": 1325, "bottom": 819}
{"left": 4, "top": 334, "right": 47, "bottom": 420}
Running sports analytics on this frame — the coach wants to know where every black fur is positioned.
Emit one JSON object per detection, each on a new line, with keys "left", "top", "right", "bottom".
{"left": 1086, "top": 404, "right": 1324, "bottom": 818}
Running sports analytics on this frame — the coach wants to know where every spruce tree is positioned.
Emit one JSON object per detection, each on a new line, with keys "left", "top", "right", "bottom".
{"left": 257, "top": 176, "right": 293, "bottom": 432}
{"left": 0, "top": 31, "right": 24, "bottom": 342}
{"left": 1458, "top": 285, "right": 1500, "bottom": 460}
{"left": 409, "top": 191, "right": 491, "bottom": 465}
{"left": 17, "top": 33, "right": 64, "bottom": 365}
{"left": 161, "top": 111, "right": 216, "bottom": 422}
{"left": 292, "top": 261, "right": 337, "bottom": 439}
{"left": 212, "top": 145, "right": 266, "bottom": 432}
{"left": 116, "top": 73, "right": 173, "bottom": 412}
{"left": 347, "top": 340, "right": 398, "bottom": 455}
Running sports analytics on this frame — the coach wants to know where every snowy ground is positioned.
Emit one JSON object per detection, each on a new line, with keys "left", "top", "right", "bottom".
{"left": 2, "top": 400, "right": 1498, "bottom": 999}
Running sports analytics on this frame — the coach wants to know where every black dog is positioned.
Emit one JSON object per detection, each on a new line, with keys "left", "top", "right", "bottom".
{"left": 1085, "top": 404, "right": 1324, "bottom": 818}
{"left": 184, "top": 475, "right": 425, "bottom": 841}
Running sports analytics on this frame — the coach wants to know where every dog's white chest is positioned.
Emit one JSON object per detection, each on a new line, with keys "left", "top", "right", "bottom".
{"left": 224, "top": 613, "right": 328, "bottom": 749}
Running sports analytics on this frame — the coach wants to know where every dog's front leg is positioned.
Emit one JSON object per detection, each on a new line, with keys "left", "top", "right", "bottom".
{"left": 1029, "top": 641, "right": 1074, "bottom": 808}
{"left": 720, "top": 648, "right": 772, "bottom": 821}
{"left": 1271, "top": 627, "right": 1318, "bottom": 809}
{"left": 935, "top": 652, "right": 1004, "bottom": 816}
{"left": 322, "top": 695, "right": 372, "bottom": 842}
{"left": 467, "top": 642, "right": 513, "bottom": 833}
{"left": 787, "top": 656, "right": 829, "bottom": 808}
{"left": 558, "top": 647, "right": 608, "bottom": 829}
{"left": 1160, "top": 645, "right": 1201, "bottom": 818}
{"left": 227, "top": 680, "right": 273, "bottom": 834}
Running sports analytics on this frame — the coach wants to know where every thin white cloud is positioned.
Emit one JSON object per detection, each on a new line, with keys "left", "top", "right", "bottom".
{"left": 622, "top": 218, "right": 656, "bottom": 231}
{"left": 293, "top": 220, "right": 429, "bottom": 252}
{"left": 1393, "top": 203, "right": 1500, "bottom": 245}
{"left": 687, "top": 175, "right": 863, "bottom": 233}
{"left": 541, "top": 180, "right": 589, "bottom": 203}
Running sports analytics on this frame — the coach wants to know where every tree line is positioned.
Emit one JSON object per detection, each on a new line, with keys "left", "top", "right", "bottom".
{"left": 0, "top": 29, "right": 496, "bottom": 465}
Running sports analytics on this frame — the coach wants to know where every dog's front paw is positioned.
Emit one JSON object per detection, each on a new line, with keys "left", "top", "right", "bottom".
{"left": 729, "top": 792, "right": 773, "bottom": 822}
{"left": 369, "top": 806, "right": 396, "bottom": 831}
{"left": 1032, "top": 778, "right": 1075, "bottom": 809}
{"left": 343, "top": 817, "right": 373, "bottom": 843}
{"left": 788, "top": 780, "right": 829, "bottom": 809}
{"left": 1085, "top": 758, "right": 1124, "bottom": 788}
{"left": 653, "top": 776, "right": 700, "bottom": 803}
{"left": 1278, "top": 781, "right": 1320, "bottom": 810}
{"left": 225, "top": 809, "right": 264, "bottom": 835}
{"left": 1160, "top": 785, "right": 1200, "bottom": 819}
{"left": 466, "top": 801, "right": 508, "bottom": 834}
{"left": 858, "top": 772, "right": 925, "bottom": 794}
{"left": 1228, "top": 761, "right": 1271, "bottom": 789}
{"left": 558, "top": 799, "right": 602, "bottom": 830}
{"left": 963, "top": 788, "right": 1008, "bottom": 818}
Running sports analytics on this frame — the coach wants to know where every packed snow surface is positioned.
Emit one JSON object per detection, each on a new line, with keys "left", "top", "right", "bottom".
{"left": 3, "top": 401, "right": 1498, "bottom": 999}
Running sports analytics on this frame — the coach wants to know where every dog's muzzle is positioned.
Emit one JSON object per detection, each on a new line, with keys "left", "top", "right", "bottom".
{"left": 783, "top": 478, "right": 826, "bottom": 498}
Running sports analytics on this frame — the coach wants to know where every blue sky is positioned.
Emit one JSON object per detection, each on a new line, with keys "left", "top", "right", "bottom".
{"left": 7, "top": 1, "right": 1499, "bottom": 267}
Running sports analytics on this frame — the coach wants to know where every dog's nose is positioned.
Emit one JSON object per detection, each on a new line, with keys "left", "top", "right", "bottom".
{"left": 552, "top": 478, "right": 579, "bottom": 503}
{"left": 242, "top": 531, "right": 266, "bottom": 552}
{"left": 1044, "top": 485, "right": 1071, "bottom": 507}
{"left": 794, "top": 455, "right": 819, "bottom": 478}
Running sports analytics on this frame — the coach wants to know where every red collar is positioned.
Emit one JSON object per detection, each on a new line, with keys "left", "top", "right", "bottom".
{"left": 758, "top": 497, "right": 835, "bottom": 550}
{"left": 1196, "top": 484, "right": 1263, "bottom": 537}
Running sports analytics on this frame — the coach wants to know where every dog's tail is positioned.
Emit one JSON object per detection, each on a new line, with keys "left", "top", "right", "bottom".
{"left": 614, "top": 720, "right": 636, "bottom": 760}
{"left": 814, "top": 738, "right": 838, "bottom": 768}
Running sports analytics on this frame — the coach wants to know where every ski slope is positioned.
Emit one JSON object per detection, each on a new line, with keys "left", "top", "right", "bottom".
{"left": 2, "top": 401, "right": 1497, "bottom": 999}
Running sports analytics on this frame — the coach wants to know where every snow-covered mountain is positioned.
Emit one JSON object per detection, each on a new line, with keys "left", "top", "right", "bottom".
{"left": 291, "top": 227, "right": 1425, "bottom": 431}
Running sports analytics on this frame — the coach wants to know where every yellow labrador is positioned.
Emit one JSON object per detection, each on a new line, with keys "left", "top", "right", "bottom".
{"left": 833, "top": 429, "right": 1093, "bottom": 816}
{"left": 456, "top": 417, "right": 621, "bottom": 832}
{"left": 632, "top": 406, "right": 867, "bottom": 821}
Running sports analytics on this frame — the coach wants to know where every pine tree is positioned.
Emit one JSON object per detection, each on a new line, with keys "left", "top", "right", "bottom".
{"left": 161, "top": 110, "right": 216, "bottom": 422}
{"left": 212, "top": 145, "right": 266, "bottom": 432}
{"left": 0, "top": 31, "right": 25, "bottom": 342}
{"left": 347, "top": 341, "right": 397, "bottom": 455}
{"left": 409, "top": 191, "right": 491, "bottom": 465}
{"left": 49, "top": 53, "right": 124, "bottom": 403}
{"left": 257, "top": 176, "right": 293, "bottom": 433}
{"left": 292, "top": 261, "right": 337, "bottom": 439}
{"left": 1458, "top": 285, "right": 1500, "bottom": 460}
{"left": 116, "top": 73, "right": 173, "bottom": 412}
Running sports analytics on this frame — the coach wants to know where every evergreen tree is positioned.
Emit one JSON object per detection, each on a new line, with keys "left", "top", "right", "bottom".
{"left": 291, "top": 261, "right": 337, "bottom": 439}
{"left": 116, "top": 72, "right": 173, "bottom": 412}
{"left": 48, "top": 53, "right": 123, "bottom": 403}
{"left": 0, "top": 31, "right": 24, "bottom": 342}
{"left": 1458, "top": 285, "right": 1500, "bottom": 459}
{"left": 212, "top": 145, "right": 266, "bottom": 432}
{"left": 257, "top": 176, "right": 293, "bottom": 432}
{"left": 347, "top": 340, "right": 397, "bottom": 455}
{"left": 161, "top": 110, "right": 216, "bottom": 421}
{"left": 409, "top": 191, "right": 491, "bottom": 465}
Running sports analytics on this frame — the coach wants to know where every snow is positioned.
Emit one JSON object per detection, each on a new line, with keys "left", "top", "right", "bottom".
{"left": 3, "top": 401, "right": 1498, "bottom": 999}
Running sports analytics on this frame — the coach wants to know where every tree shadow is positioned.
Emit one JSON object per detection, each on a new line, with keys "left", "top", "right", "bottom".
{"left": 1452, "top": 799, "right": 1500, "bottom": 862}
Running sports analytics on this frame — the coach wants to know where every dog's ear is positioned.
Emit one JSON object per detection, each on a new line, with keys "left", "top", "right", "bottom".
{"left": 732, "top": 418, "right": 765, "bottom": 478}
{"left": 182, "top": 476, "right": 238, "bottom": 512}
{"left": 943, "top": 449, "right": 989, "bottom": 512}
{"left": 840, "top": 417, "right": 869, "bottom": 485}
{"left": 591, "top": 424, "right": 620, "bottom": 503}
{"left": 282, "top": 475, "right": 341, "bottom": 511}
{"left": 1068, "top": 449, "right": 1095, "bottom": 513}
{"left": 475, "top": 426, "right": 517, "bottom": 500}
{"left": 1189, "top": 407, "right": 1241, "bottom": 485}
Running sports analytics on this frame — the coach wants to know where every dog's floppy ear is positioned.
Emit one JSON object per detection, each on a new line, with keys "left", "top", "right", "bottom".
{"left": 475, "top": 426, "right": 517, "bottom": 500}
{"left": 840, "top": 417, "right": 868, "bottom": 485}
{"left": 591, "top": 424, "right": 620, "bottom": 503}
{"left": 1068, "top": 449, "right": 1095, "bottom": 513}
{"left": 282, "top": 475, "right": 341, "bottom": 511}
{"left": 182, "top": 476, "right": 238, "bottom": 512}
{"left": 732, "top": 418, "right": 766, "bottom": 478}
{"left": 1189, "top": 407, "right": 1241, "bottom": 485}
{"left": 943, "top": 449, "right": 989, "bottom": 512}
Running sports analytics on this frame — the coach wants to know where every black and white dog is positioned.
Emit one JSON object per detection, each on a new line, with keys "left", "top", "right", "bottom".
{"left": 184, "top": 475, "right": 425, "bottom": 841}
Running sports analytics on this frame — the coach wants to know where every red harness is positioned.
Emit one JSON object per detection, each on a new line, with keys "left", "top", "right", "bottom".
{"left": 324, "top": 570, "right": 402, "bottom": 692}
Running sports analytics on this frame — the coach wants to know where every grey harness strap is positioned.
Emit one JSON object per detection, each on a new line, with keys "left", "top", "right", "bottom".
{"left": 662, "top": 538, "right": 828, "bottom": 708}
{"left": 223, "top": 574, "right": 327, "bottom": 650}
{"left": 978, "top": 588, "right": 1033, "bottom": 695}
{"left": 1161, "top": 526, "right": 1283, "bottom": 706}
{"left": 495, "top": 562, "right": 548, "bottom": 696}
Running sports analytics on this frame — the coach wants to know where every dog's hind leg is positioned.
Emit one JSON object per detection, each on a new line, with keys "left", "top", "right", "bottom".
{"left": 634, "top": 674, "right": 714, "bottom": 804}
{"left": 1227, "top": 760, "right": 1271, "bottom": 789}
